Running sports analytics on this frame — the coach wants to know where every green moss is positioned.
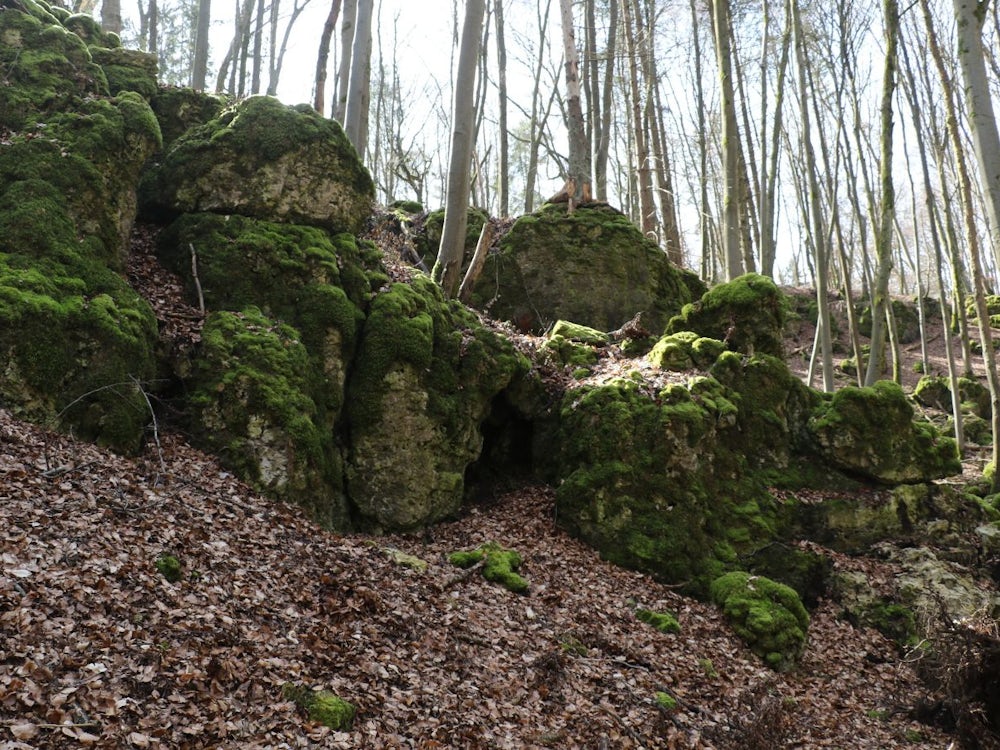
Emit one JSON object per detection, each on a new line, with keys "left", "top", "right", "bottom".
{"left": 149, "top": 86, "right": 228, "bottom": 149}
{"left": 154, "top": 554, "right": 182, "bottom": 582}
{"left": 448, "top": 542, "right": 528, "bottom": 593}
{"left": 0, "top": 3, "right": 108, "bottom": 129}
{"left": 710, "top": 571, "right": 809, "bottom": 671}
{"left": 282, "top": 684, "right": 355, "bottom": 730}
{"left": 807, "top": 381, "right": 960, "bottom": 483}
{"left": 540, "top": 334, "right": 599, "bottom": 367}
{"left": 414, "top": 206, "right": 488, "bottom": 263}
{"left": 549, "top": 320, "right": 610, "bottom": 345}
{"left": 188, "top": 308, "right": 347, "bottom": 527}
{"left": 667, "top": 273, "right": 787, "bottom": 357}
{"left": 90, "top": 46, "right": 158, "bottom": 99}
{"left": 654, "top": 691, "right": 678, "bottom": 710}
{"left": 636, "top": 608, "right": 681, "bottom": 634}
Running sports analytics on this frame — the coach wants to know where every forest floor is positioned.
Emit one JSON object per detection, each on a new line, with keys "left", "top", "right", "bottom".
{"left": 0, "top": 234, "right": 985, "bottom": 748}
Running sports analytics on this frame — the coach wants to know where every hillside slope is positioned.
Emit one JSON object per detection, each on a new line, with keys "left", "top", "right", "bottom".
{"left": 1, "top": 410, "right": 956, "bottom": 748}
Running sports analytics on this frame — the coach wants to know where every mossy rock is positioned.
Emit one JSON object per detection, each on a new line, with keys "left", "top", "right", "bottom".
{"left": 345, "top": 276, "right": 528, "bottom": 530}
{"left": 388, "top": 199, "right": 423, "bottom": 214}
{"left": 412, "top": 206, "right": 488, "bottom": 263}
{"left": 89, "top": 45, "right": 158, "bottom": 100}
{"left": 1, "top": 92, "right": 162, "bottom": 270}
{"left": 553, "top": 377, "right": 782, "bottom": 594}
{"left": 149, "top": 86, "right": 229, "bottom": 151}
{"left": 0, "top": 252, "right": 159, "bottom": 452}
{"left": 666, "top": 273, "right": 786, "bottom": 357}
{"left": 187, "top": 307, "right": 349, "bottom": 528}
{"left": 469, "top": 203, "right": 690, "bottom": 334}
{"left": 806, "top": 381, "right": 960, "bottom": 484}
{"left": 139, "top": 95, "right": 374, "bottom": 234}
{"left": 790, "top": 483, "right": 991, "bottom": 556}
{"left": 0, "top": 0, "right": 109, "bottom": 129}
{"left": 710, "top": 352, "right": 819, "bottom": 470}
{"left": 914, "top": 375, "right": 991, "bottom": 420}
{"left": 636, "top": 608, "right": 680, "bottom": 634}
{"left": 857, "top": 297, "right": 922, "bottom": 344}
{"left": 448, "top": 542, "right": 528, "bottom": 593}
{"left": 744, "top": 543, "right": 832, "bottom": 608}
{"left": 154, "top": 554, "right": 182, "bottom": 583}
{"left": 710, "top": 571, "right": 809, "bottom": 671}
{"left": 648, "top": 331, "right": 725, "bottom": 371}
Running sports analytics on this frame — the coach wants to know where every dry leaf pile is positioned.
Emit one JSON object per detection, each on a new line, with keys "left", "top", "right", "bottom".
{"left": 0, "top": 411, "right": 955, "bottom": 748}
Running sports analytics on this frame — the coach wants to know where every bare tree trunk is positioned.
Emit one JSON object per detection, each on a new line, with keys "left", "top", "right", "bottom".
{"left": 314, "top": 0, "right": 343, "bottom": 114}
{"left": 622, "top": 0, "right": 654, "bottom": 232}
{"left": 595, "top": 0, "right": 617, "bottom": 202}
{"left": 760, "top": 2, "right": 792, "bottom": 277}
{"left": 336, "top": 0, "right": 356, "bottom": 122}
{"left": 191, "top": 0, "right": 211, "bottom": 90}
{"left": 792, "top": 0, "right": 834, "bottom": 391}
{"left": 523, "top": 0, "right": 553, "bottom": 213}
{"left": 558, "top": 0, "right": 592, "bottom": 207}
{"left": 690, "top": 0, "right": 711, "bottom": 280}
{"left": 863, "top": 0, "right": 899, "bottom": 387}
{"left": 495, "top": 0, "right": 509, "bottom": 216}
{"left": 251, "top": 0, "right": 264, "bottom": 93}
{"left": 215, "top": 0, "right": 254, "bottom": 94}
{"left": 266, "top": 0, "right": 310, "bottom": 96}
{"left": 433, "top": 0, "right": 487, "bottom": 297}
{"left": 710, "top": 0, "right": 742, "bottom": 280}
{"left": 101, "top": 0, "right": 122, "bottom": 33}
{"left": 343, "top": 0, "right": 373, "bottom": 155}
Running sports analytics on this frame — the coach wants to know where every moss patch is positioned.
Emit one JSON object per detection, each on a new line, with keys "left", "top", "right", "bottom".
{"left": 667, "top": 273, "right": 786, "bottom": 357}
{"left": 448, "top": 542, "right": 529, "bottom": 593}
{"left": 710, "top": 571, "right": 809, "bottom": 671}
{"left": 283, "top": 684, "right": 355, "bottom": 730}
{"left": 636, "top": 608, "right": 681, "bottom": 634}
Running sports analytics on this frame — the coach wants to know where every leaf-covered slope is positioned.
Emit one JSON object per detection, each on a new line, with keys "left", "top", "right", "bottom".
{"left": 0, "top": 410, "right": 957, "bottom": 748}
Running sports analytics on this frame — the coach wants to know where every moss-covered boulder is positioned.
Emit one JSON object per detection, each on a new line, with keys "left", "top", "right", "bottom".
{"left": 807, "top": 381, "right": 960, "bottom": 484}
{"left": 914, "top": 375, "right": 991, "bottom": 420}
{"left": 188, "top": 308, "right": 349, "bottom": 527}
{"left": 0, "top": 3, "right": 162, "bottom": 451}
{"left": 858, "top": 297, "right": 923, "bottom": 344}
{"left": 1, "top": 92, "right": 162, "bottom": 269}
{"left": 0, "top": 0, "right": 109, "bottom": 129}
{"left": 139, "top": 95, "right": 374, "bottom": 234}
{"left": 553, "top": 375, "right": 781, "bottom": 593}
{"left": 648, "top": 331, "right": 726, "bottom": 371}
{"left": 346, "top": 275, "right": 528, "bottom": 530}
{"left": 468, "top": 203, "right": 690, "bottom": 334}
{"left": 149, "top": 86, "right": 228, "bottom": 151}
{"left": 89, "top": 45, "right": 158, "bottom": 100}
{"left": 710, "top": 571, "right": 810, "bottom": 671}
{"left": 666, "top": 273, "right": 786, "bottom": 357}
{"left": 0, "top": 255, "right": 158, "bottom": 451}
{"left": 448, "top": 542, "right": 529, "bottom": 593}
{"left": 412, "top": 206, "right": 488, "bottom": 264}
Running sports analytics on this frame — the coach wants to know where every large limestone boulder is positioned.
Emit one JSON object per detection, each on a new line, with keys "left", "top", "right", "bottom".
{"left": 157, "top": 215, "right": 384, "bottom": 525}
{"left": 140, "top": 96, "right": 374, "bottom": 235}
{"left": 807, "top": 381, "right": 960, "bottom": 484}
{"left": 188, "top": 308, "right": 349, "bottom": 528}
{"left": 0, "top": 0, "right": 161, "bottom": 451}
{"left": 468, "top": 203, "right": 690, "bottom": 334}
{"left": 346, "top": 276, "right": 527, "bottom": 530}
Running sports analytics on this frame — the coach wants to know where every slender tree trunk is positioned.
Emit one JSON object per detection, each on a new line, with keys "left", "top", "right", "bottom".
{"left": 864, "top": 0, "right": 899, "bottom": 387}
{"left": 559, "top": 0, "right": 592, "bottom": 206}
{"left": 314, "top": 0, "right": 343, "bottom": 114}
{"left": 690, "top": 0, "right": 711, "bottom": 280}
{"left": 792, "top": 0, "right": 834, "bottom": 391}
{"left": 101, "top": 0, "right": 122, "bottom": 34}
{"left": 433, "top": 0, "right": 487, "bottom": 297}
{"left": 336, "top": 0, "right": 356, "bottom": 122}
{"left": 710, "top": 0, "right": 742, "bottom": 279}
{"left": 620, "top": 0, "right": 653, "bottom": 232}
{"left": 251, "top": 0, "right": 264, "bottom": 93}
{"left": 191, "top": 0, "right": 212, "bottom": 90}
{"left": 495, "top": 0, "right": 509, "bottom": 216}
{"left": 523, "top": 0, "right": 553, "bottom": 213}
{"left": 760, "top": 3, "right": 792, "bottom": 277}
{"left": 343, "top": 0, "right": 373, "bottom": 155}
{"left": 595, "top": 0, "right": 617, "bottom": 202}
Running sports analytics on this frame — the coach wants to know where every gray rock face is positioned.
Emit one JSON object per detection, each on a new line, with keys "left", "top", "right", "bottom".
{"left": 140, "top": 96, "right": 375, "bottom": 235}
